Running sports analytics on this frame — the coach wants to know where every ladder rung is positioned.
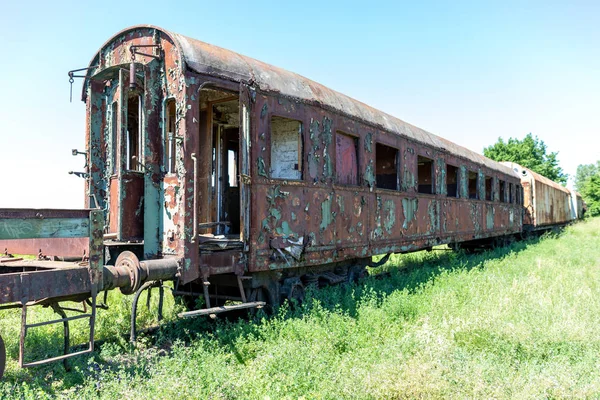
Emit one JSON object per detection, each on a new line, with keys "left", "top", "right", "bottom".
{"left": 21, "top": 347, "right": 93, "bottom": 368}
{"left": 178, "top": 301, "right": 266, "bottom": 318}
{"left": 25, "top": 313, "right": 91, "bottom": 329}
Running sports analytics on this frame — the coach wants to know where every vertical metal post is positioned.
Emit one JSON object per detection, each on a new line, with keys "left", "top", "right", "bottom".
{"left": 19, "top": 305, "right": 26, "bottom": 368}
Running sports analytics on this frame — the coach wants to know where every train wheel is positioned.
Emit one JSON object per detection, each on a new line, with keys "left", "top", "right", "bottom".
{"left": 0, "top": 334, "right": 5, "bottom": 379}
{"left": 248, "top": 287, "right": 273, "bottom": 315}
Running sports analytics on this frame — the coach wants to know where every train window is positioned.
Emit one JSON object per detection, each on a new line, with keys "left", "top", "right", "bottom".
{"left": 375, "top": 143, "right": 398, "bottom": 190}
{"left": 111, "top": 102, "right": 118, "bottom": 174}
{"left": 165, "top": 99, "right": 176, "bottom": 174}
{"left": 270, "top": 116, "right": 302, "bottom": 180}
{"left": 336, "top": 132, "right": 359, "bottom": 185}
{"left": 126, "top": 93, "right": 142, "bottom": 171}
{"left": 417, "top": 156, "right": 434, "bottom": 194}
{"left": 446, "top": 164, "right": 458, "bottom": 197}
{"left": 499, "top": 180, "right": 506, "bottom": 202}
{"left": 468, "top": 171, "right": 478, "bottom": 199}
{"left": 508, "top": 182, "right": 514, "bottom": 203}
{"left": 485, "top": 176, "right": 493, "bottom": 201}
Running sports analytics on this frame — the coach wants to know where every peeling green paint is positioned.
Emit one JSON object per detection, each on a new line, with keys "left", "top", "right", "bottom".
{"left": 257, "top": 157, "right": 267, "bottom": 177}
{"left": 270, "top": 208, "right": 281, "bottom": 220}
{"left": 471, "top": 202, "right": 481, "bottom": 232}
{"left": 428, "top": 201, "right": 440, "bottom": 234}
{"left": 291, "top": 212, "right": 297, "bottom": 221}
{"left": 437, "top": 158, "right": 446, "bottom": 195}
{"left": 402, "top": 168, "right": 415, "bottom": 192}
{"left": 276, "top": 221, "right": 295, "bottom": 236}
{"left": 320, "top": 196, "right": 333, "bottom": 230}
{"left": 260, "top": 103, "right": 268, "bottom": 119}
{"left": 402, "top": 198, "right": 418, "bottom": 230}
{"left": 478, "top": 170, "right": 485, "bottom": 201}
{"left": 460, "top": 165, "right": 468, "bottom": 198}
{"left": 0, "top": 217, "right": 91, "bottom": 240}
{"left": 336, "top": 195, "right": 345, "bottom": 214}
{"left": 364, "top": 132, "right": 373, "bottom": 153}
{"left": 322, "top": 117, "right": 333, "bottom": 180}
{"left": 486, "top": 204, "right": 495, "bottom": 230}
{"left": 308, "top": 118, "right": 320, "bottom": 180}
{"left": 383, "top": 200, "right": 396, "bottom": 234}
{"left": 373, "top": 196, "right": 383, "bottom": 239}
{"left": 364, "top": 160, "right": 375, "bottom": 189}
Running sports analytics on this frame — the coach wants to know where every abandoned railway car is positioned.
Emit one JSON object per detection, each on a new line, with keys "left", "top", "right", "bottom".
{"left": 78, "top": 25, "right": 526, "bottom": 301}
{"left": 0, "top": 25, "right": 581, "bottom": 377}
{"left": 502, "top": 163, "right": 578, "bottom": 231}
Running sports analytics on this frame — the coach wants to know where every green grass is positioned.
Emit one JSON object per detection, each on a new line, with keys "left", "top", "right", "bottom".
{"left": 1, "top": 218, "right": 600, "bottom": 399}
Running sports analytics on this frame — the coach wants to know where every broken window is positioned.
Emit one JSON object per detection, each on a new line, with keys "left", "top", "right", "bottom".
{"left": 270, "top": 116, "right": 302, "bottom": 180}
{"left": 417, "top": 156, "right": 434, "bottom": 194}
{"left": 375, "top": 143, "right": 398, "bottom": 190}
{"left": 499, "top": 180, "right": 506, "bottom": 203}
{"left": 111, "top": 102, "right": 118, "bottom": 175}
{"left": 446, "top": 164, "right": 458, "bottom": 197}
{"left": 126, "top": 93, "right": 142, "bottom": 171}
{"left": 165, "top": 99, "right": 176, "bottom": 174}
{"left": 509, "top": 182, "right": 514, "bottom": 203}
{"left": 228, "top": 149, "right": 238, "bottom": 187}
{"left": 468, "top": 170, "right": 478, "bottom": 199}
{"left": 485, "top": 176, "right": 493, "bottom": 201}
{"left": 336, "top": 132, "right": 359, "bottom": 185}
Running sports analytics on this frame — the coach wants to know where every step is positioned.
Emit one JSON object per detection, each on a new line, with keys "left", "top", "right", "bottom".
{"left": 178, "top": 301, "right": 266, "bottom": 318}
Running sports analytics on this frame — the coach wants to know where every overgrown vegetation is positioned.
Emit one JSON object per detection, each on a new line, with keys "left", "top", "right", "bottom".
{"left": 1, "top": 218, "right": 599, "bottom": 398}
{"left": 483, "top": 133, "right": 568, "bottom": 185}
{"left": 575, "top": 161, "right": 600, "bottom": 217}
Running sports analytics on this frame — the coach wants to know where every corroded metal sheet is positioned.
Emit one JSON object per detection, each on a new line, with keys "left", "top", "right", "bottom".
{"left": 0, "top": 238, "right": 87, "bottom": 258}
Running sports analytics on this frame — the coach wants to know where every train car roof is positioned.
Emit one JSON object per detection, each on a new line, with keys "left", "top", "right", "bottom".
{"left": 502, "top": 162, "right": 569, "bottom": 194}
{"left": 87, "top": 25, "right": 519, "bottom": 178}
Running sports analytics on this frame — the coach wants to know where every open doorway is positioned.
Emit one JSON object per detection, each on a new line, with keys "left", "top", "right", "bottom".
{"left": 199, "top": 90, "right": 241, "bottom": 241}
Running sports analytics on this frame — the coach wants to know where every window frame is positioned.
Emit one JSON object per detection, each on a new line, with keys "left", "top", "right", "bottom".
{"left": 269, "top": 115, "right": 304, "bottom": 181}
{"left": 164, "top": 98, "right": 177, "bottom": 175}
{"left": 125, "top": 92, "right": 143, "bottom": 172}
{"left": 417, "top": 154, "right": 435, "bottom": 195}
{"left": 484, "top": 175, "right": 493, "bottom": 201}
{"left": 375, "top": 142, "right": 400, "bottom": 191}
{"left": 468, "top": 170, "right": 479, "bottom": 200}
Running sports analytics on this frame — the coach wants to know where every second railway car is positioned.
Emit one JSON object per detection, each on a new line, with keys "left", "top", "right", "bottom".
{"left": 503, "top": 163, "right": 581, "bottom": 231}
{"left": 80, "top": 25, "right": 524, "bottom": 305}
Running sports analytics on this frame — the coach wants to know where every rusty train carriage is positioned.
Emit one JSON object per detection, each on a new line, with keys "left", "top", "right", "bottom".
{"left": 503, "top": 163, "right": 575, "bottom": 230}
{"left": 0, "top": 24, "right": 560, "bottom": 377}
{"left": 81, "top": 25, "right": 523, "bottom": 282}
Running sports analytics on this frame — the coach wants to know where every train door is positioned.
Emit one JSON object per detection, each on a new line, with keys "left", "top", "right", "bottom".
{"left": 106, "top": 69, "right": 145, "bottom": 241}
{"left": 197, "top": 88, "right": 242, "bottom": 242}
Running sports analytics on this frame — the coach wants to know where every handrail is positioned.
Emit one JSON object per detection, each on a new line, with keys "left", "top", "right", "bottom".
{"left": 191, "top": 153, "right": 198, "bottom": 243}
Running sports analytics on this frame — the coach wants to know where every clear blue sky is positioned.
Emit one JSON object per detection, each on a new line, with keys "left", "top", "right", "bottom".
{"left": 1, "top": 0, "right": 598, "bottom": 208}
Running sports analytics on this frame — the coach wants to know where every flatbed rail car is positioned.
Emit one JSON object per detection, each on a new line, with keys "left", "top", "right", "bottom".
{"left": 0, "top": 208, "right": 179, "bottom": 378}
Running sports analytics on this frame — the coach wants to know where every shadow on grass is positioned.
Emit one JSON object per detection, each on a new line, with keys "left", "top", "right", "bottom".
{"left": 0, "top": 231, "right": 560, "bottom": 393}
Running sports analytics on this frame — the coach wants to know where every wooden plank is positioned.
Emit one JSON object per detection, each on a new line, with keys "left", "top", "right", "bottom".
{"left": 178, "top": 301, "right": 266, "bottom": 318}
{"left": 0, "top": 218, "right": 90, "bottom": 240}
